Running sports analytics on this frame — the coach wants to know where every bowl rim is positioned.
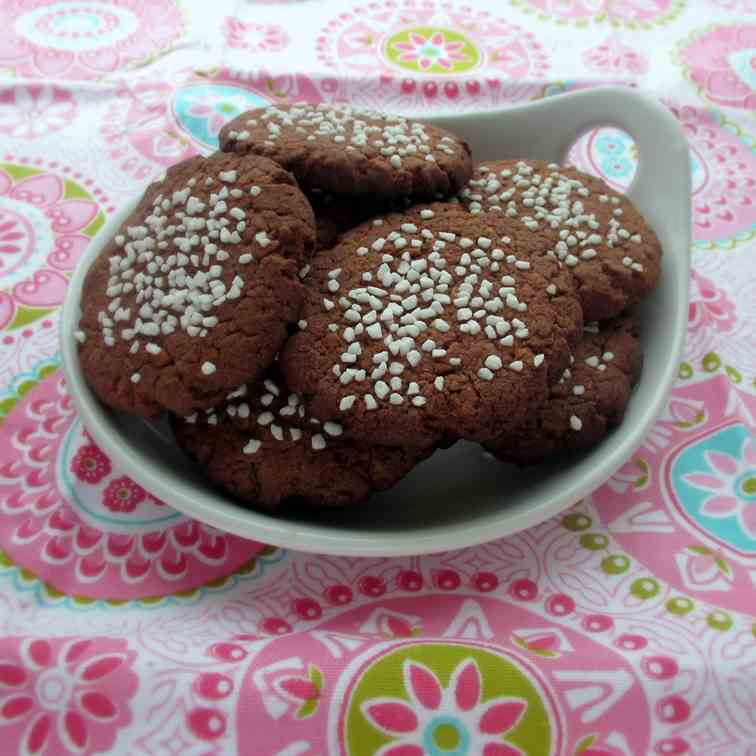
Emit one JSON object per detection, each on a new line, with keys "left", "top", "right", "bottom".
{"left": 60, "top": 87, "right": 692, "bottom": 556}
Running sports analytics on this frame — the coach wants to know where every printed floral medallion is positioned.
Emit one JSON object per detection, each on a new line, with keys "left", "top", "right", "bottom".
{"left": 229, "top": 594, "right": 710, "bottom": 755}
{"left": 0, "top": 0, "right": 184, "bottom": 80}
{"left": 100, "top": 66, "right": 324, "bottom": 181}
{"left": 315, "top": 0, "right": 549, "bottom": 107}
{"left": 582, "top": 37, "right": 649, "bottom": 76}
{"left": 221, "top": 17, "right": 289, "bottom": 54}
{"left": 137, "top": 576, "right": 756, "bottom": 754}
{"left": 0, "top": 158, "right": 109, "bottom": 333}
{"left": 677, "top": 24, "right": 756, "bottom": 110}
{"left": 591, "top": 376, "right": 756, "bottom": 612}
{"left": 0, "top": 361, "right": 274, "bottom": 605}
{"left": 671, "top": 425, "right": 756, "bottom": 554}
{"left": 508, "top": 0, "right": 685, "bottom": 28}
{"left": 339, "top": 642, "right": 558, "bottom": 756}
{"left": 0, "top": 85, "right": 77, "bottom": 139}
{"left": 0, "top": 636, "right": 139, "bottom": 755}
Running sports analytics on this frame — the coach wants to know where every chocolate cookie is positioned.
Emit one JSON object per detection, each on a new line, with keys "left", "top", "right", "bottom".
{"left": 173, "top": 373, "right": 433, "bottom": 509}
{"left": 135, "top": 156, "right": 204, "bottom": 211}
{"left": 458, "top": 160, "right": 662, "bottom": 321}
{"left": 77, "top": 152, "right": 316, "bottom": 417}
{"left": 280, "top": 203, "right": 583, "bottom": 447}
{"left": 484, "top": 315, "right": 642, "bottom": 464}
{"left": 219, "top": 103, "right": 472, "bottom": 203}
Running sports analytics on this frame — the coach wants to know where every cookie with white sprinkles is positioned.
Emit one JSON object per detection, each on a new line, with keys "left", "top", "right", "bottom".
{"left": 280, "top": 203, "right": 583, "bottom": 447}
{"left": 484, "top": 315, "right": 642, "bottom": 464}
{"left": 173, "top": 373, "right": 433, "bottom": 509}
{"left": 219, "top": 103, "right": 472, "bottom": 202}
{"left": 458, "top": 160, "right": 662, "bottom": 321}
{"left": 77, "top": 152, "right": 316, "bottom": 417}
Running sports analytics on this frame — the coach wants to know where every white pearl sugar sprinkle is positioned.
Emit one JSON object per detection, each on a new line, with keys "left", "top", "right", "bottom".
{"left": 464, "top": 160, "right": 647, "bottom": 273}
{"left": 231, "top": 103, "right": 462, "bottom": 169}
{"left": 92, "top": 169, "right": 273, "bottom": 373}
{"left": 233, "top": 376, "right": 348, "bottom": 455}
{"left": 312, "top": 219, "right": 560, "bottom": 414}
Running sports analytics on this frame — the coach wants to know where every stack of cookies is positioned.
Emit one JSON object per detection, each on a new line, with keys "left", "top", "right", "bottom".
{"left": 76, "top": 104, "right": 659, "bottom": 512}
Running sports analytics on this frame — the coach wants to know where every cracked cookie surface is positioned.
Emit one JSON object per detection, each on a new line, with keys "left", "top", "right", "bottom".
{"left": 77, "top": 152, "right": 316, "bottom": 417}
{"left": 484, "top": 315, "right": 642, "bottom": 464}
{"left": 281, "top": 203, "right": 583, "bottom": 447}
{"left": 220, "top": 103, "right": 472, "bottom": 203}
{"left": 173, "top": 372, "right": 433, "bottom": 509}
{"left": 457, "top": 159, "right": 662, "bottom": 321}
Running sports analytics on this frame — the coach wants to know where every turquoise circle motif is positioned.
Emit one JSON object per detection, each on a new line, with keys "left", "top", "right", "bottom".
{"left": 422, "top": 715, "right": 470, "bottom": 756}
{"left": 671, "top": 423, "right": 756, "bottom": 554}
{"left": 595, "top": 130, "right": 634, "bottom": 179}
{"left": 14, "top": 2, "right": 138, "bottom": 52}
{"left": 52, "top": 10, "right": 102, "bottom": 33}
{"left": 172, "top": 84, "right": 270, "bottom": 149}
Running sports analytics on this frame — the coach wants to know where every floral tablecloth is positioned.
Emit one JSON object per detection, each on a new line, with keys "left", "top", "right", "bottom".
{"left": 0, "top": 1, "right": 754, "bottom": 754}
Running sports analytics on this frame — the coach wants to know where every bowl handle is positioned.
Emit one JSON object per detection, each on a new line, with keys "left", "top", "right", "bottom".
{"left": 447, "top": 87, "right": 692, "bottom": 257}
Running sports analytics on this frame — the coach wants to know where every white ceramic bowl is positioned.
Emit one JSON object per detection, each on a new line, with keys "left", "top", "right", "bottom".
{"left": 60, "top": 87, "right": 691, "bottom": 557}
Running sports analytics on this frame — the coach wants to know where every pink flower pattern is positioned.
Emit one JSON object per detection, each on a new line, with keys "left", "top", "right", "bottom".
{"left": 0, "top": 637, "right": 138, "bottom": 755}
{"left": 0, "top": 372, "right": 266, "bottom": 599}
{"left": 361, "top": 658, "right": 527, "bottom": 756}
{"left": 0, "top": 86, "right": 76, "bottom": 138}
{"left": 684, "top": 438, "right": 756, "bottom": 539}
{"left": 71, "top": 445, "right": 111, "bottom": 485}
{"left": 0, "top": 0, "right": 183, "bottom": 80}
{"left": 222, "top": 18, "right": 289, "bottom": 53}
{"left": 316, "top": 2, "right": 550, "bottom": 106}
{"left": 102, "top": 476, "right": 146, "bottom": 514}
{"left": 583, "top": 38, "right": 649, "bottom": 76}
{"left": 392, "top": 31, "right": 470, "bottom": 70}
{"left": 0, "top": 4, "right": 753, "bottom": 754}
{"left": 688, "top": 271, "right": 738, "bottom": 333}
{"left": 0, "top": 164, "right": 104, "bottom": 331}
